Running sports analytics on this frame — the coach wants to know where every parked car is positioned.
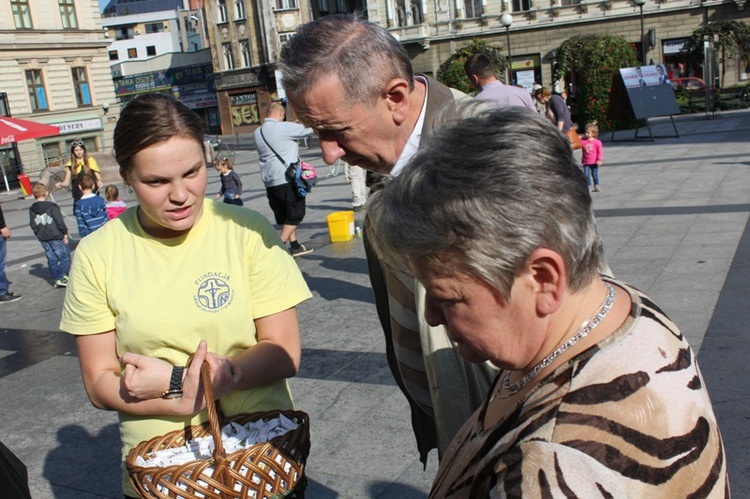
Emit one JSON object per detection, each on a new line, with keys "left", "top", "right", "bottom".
{"left": 670, "top": 77, "right": 707, "bottom": 91}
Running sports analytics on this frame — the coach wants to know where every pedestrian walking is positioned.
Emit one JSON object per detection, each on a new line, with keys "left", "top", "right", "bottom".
{"left": 580, "top": 123, "right": 604, "bottom": 192}
{"left": 464, "top": 53, "right": 536, "bottom": 111}
{"left": 0, "top": 203, "right": 22, "bottom": 303}
{"left": 344, "top": 164, "right": 368, "bottom": 212}
{"left": 214, "top": 157, "right": 244, "bottom": 206}
{"left": 54, "top": 139, "right": 103, "bottom": 205}
{"left": 74, "top": 174, "right": 107, "bottom": 237}
{"left": 29, "top": 182, "right": 71, "bottom": 288}
{"left": 104, "top": 185, "right": 127, "bottom": 220}
{"left": 254, "top": 102, "right": 314, "bottom": 257}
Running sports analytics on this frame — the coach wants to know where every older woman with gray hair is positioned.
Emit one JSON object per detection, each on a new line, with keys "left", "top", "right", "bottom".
{"left": 366, "top": 108, "right": 728, "bottom": 497}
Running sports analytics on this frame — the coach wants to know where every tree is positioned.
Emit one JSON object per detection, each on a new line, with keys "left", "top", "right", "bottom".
{"left": 682, "top": 20, "right": 750, "bottom": 87}
{"left": 553, "top": 34, "right": 638, "bottom": 130}
{"left": 437, "top": 39, "right": 506, "bottom": 95}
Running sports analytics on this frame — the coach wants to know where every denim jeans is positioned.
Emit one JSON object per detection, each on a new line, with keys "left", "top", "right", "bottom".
{"left": 0, "top": 235, "right": 8, "bottom": 295}
{"left": 583, "top": 164, "right": 600, "bottom": 186}
{"left": 41, "top": 239, "right": 71, "bottom": 281}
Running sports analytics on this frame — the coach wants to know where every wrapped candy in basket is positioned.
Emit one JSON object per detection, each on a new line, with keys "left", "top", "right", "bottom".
{"left": 126, "top": 363, "right": 310, "bottom": 498}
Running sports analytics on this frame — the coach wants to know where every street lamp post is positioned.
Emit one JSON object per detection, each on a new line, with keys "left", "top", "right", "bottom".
{"left": 500, "top": 13, "right": 513, "bottom": 85}
{"left": 634, "top": 0, "right": 646, "bottom": 65}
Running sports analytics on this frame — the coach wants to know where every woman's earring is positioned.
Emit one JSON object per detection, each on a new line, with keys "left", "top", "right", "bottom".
{"left": 127, "top": 185, "right": 133, "bottom": 194}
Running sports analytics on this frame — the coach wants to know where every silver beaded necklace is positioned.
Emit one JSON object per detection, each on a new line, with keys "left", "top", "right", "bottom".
{"left": 501, "top": 282, "right": 616, "bottom": 395}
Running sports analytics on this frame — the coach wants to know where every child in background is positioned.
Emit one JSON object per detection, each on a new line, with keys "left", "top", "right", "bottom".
{"left": 580, "top": 122, "right": 604, "bottom": 192}
{"left": 214, "top": 157, "right": 244, "bottom": 206}
{"left": 74, "top": 173, "right": 107, "bottom": 237}
{"left": 104, "top": 185, "right": 127, "bottom": 220}
{"left": 29, "top": 182, "right": 71, "bottom": 287}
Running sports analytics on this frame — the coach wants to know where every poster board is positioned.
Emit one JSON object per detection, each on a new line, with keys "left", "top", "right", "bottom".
{"left": 607, "top": 65, "right": 681, "bottom": 140}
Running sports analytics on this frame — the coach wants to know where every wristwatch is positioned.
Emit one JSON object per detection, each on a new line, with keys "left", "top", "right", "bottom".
{"left": 161, "top": 365, "right": 185, "bottom": 399}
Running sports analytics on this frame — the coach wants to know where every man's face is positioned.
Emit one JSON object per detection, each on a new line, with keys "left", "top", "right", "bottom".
{"left": 288, "top": 73, "right": 405, "bottom": 174}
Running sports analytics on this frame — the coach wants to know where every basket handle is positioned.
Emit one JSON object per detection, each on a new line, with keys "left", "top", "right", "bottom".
{"left": 200, "top": 362, "right": 226, "bottom": 461}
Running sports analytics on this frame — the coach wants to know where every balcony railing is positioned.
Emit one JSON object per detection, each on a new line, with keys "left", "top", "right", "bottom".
{"left": 389, "top": 23, "right": 429, "bottom": 42}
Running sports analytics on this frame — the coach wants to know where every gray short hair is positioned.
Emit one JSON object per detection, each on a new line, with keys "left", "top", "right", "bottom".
{"left": 279, "top": 13, "right": 414, "bottom": 105}
{"left": 365, "top": 107, "right": 604, "bottom": 298}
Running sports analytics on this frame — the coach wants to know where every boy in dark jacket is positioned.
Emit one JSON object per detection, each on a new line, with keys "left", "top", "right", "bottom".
{"left": 74, "top": 173, "right": 107, "bottom": 237}
{"left": 29, "top": 183, "right": 71, "bottom": 287}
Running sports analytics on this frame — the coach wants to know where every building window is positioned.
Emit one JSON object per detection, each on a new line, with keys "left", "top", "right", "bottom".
{"left": 145, "top": 22, "right": 165, "bottom": 33}
{"left": 274, "top": 0, "right": 298, "bottom": 10}
{"left": 234, "top": 0, "right": 246, "bottom": 19}
{"left": 59, "top": 0, "right": 78, "bottom": 28}
{"left": 223, "top": 43, "right": 235, "bottom": 70}
{"left": 218, "top": 0, "right": 228, "bottom": 22}
{"left": 560, "top": 0, "right": 579, "bottom": 5}
{"left": 109, "top": 50, "right": 119, "bottom": 61}
{"left": 128, "top": 47, "right": 138, "bottom": 58}
{"left": 26, "top": 70, "right": 48, "bottom": 111}
{"left": 739, "top": 49, "right": 749, "bottom": 81}
{"left": 512, "top": 0, "right": 531, "bottom": 11}
{"left": 71, "top": 67, "right": 92, "bottom": 107}
{"left": 116, "top": 26, "right": 135, "bottom": 40}
{"left": 463, "top": 0, "right": 482, "bottom": 17}
{"left": 279, "top": 33, "right": 295, "bottom": 44}
{"left": 147, "top": 45, "right": 156, "bottom": 56}
{"left": 317, "top": 0, "right": 328, "bottom": 14}
{"left": 240, "top": 40, "right": 251, "bottom": 67}
{"left": 11, "top": 0, "right": 33, "bottom": 28}
{"left": 335, "top": 0, "right": 346, "bottom": 12}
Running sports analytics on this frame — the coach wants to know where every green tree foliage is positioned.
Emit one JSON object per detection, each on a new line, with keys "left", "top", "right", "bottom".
{"left": 437, "top": 39, "right": 506, "bottom": 95}
{"left": 554, "top": 34, "right": 638, "bottom": 130}
{"left": 682, "top": 20, "right": 750, "bottom": 87}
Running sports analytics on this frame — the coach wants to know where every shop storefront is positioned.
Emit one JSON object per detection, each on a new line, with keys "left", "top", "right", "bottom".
{"left": 113, "top": 63, "right": 220, "bottom": 134}
{"left": 662, "top": 38, "right": 700, "bottom": 80}
{"left": 510, "top": 55, "right": 542, "bottom": 92}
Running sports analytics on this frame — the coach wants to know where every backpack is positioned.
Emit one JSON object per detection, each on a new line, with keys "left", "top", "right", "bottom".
{"left": 285, "top": 162, "right": 317, "bottom": 198}
{"left": 260, "top": 127, "right": 317, "bottom": 199}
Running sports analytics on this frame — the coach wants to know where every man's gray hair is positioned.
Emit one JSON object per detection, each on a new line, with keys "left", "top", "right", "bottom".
{"left": 279, "top": 13, "right": 414, "bottom": 105}
{"left": 365, "top": 107, "right": 604, "bottom": 299}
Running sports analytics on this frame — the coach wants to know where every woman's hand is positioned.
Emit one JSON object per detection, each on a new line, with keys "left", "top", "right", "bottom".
{"left": 175, "top": 340, "right": 211, "bottom": 414}
{"left": 205, "top": 351, "right": 242, "bottom": 400}
{"left": 120, "top": 351, "right": 174, "bottom": 400}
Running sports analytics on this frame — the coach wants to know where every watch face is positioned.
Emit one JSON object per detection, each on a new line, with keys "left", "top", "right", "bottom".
{"left": 162, "top": 390, "right": 183, "bottom": 399}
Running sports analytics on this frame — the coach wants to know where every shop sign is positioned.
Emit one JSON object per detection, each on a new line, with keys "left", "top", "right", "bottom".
{"left": 114, "top": 64, "right": 214, "bottom": 96}
{"left": 663, "top": 39, "right": 688, "bottom": 55}
{"left": 230, "top": 92, "right": 259, "bottom": 126}
{"left": 56, "top": 118, "right": 102, "bottom": 134}
{"left": 173, "top": 82, "right": 218, "bottom": 109}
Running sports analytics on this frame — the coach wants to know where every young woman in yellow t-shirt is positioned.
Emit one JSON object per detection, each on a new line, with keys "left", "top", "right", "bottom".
{"left": 60, "top": 94, "right": 311, "bottom": 498}
{"left": 54, "top": 139, "right": 102, "bottom": 203}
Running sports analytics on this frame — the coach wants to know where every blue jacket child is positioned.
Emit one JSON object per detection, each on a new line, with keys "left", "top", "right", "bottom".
{"left": 74, "top": 173, "right": 107, "bottom": 237}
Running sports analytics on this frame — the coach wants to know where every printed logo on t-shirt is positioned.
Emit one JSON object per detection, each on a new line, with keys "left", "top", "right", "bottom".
{"left": 193, "top": 272, "right": 234, "bottom": 313}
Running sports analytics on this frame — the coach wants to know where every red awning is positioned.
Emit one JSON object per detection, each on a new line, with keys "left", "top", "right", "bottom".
{"left": 0, "top": 116, "right": 60, "bottom": 145}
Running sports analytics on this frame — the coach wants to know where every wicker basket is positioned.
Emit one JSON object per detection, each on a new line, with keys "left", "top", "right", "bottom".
{"left": 126, "top": 363, "right": 310, "bottom": 499}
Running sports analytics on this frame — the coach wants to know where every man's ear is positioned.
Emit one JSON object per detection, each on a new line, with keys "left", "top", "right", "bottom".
{"left": 383, "top": 78, "right": 412, "bottom": 125}
{"left": 526, "top": 248, "right": 567, "bottom": 317}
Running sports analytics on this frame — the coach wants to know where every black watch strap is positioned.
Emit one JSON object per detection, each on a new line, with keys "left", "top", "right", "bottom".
{"left": 161, "top": 365, "right": 184, "bottom": 398}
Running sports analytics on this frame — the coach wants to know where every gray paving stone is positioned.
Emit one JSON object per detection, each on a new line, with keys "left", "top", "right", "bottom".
{"left": 0, "top": 108, "right": 748, "bottom": 497}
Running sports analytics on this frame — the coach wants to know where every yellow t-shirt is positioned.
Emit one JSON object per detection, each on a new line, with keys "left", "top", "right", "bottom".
{"left": 59, "top": 199, "right": 312, "bottom": 496}
{"left": 66, "top": 156, "right": 100, "bottom": 175}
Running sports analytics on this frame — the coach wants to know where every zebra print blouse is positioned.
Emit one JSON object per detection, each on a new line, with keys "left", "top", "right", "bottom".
{"left": 430, "top": 279, "right": 729, "bottom": 498}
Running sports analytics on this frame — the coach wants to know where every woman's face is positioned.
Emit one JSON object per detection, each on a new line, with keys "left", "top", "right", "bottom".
{"left": 123, "top": 136, "right": 207, "bottom": 238}
{"left": 72, "top": 145, "right": 85, "bottom": 159}
{"left": 412, "top": 260, "right": 540, "bottom": 369}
